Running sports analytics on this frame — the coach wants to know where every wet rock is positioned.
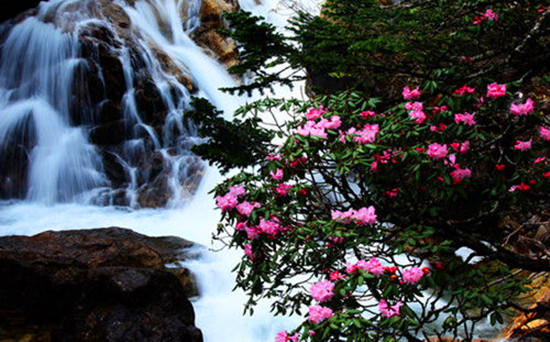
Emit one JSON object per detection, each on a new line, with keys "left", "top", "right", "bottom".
{"left": 192, "top": 0, "right": 239, "bottom": 66}
{"left": 0, "top": 227, "right": 202, "bottom": 342}
{"left": 137, "top": 172, "right": 172, "bottom": 208}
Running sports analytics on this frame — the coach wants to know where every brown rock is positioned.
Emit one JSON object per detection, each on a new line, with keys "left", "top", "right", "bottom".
{"left": 0, "top": 228, "right": 202, "bottom": 341}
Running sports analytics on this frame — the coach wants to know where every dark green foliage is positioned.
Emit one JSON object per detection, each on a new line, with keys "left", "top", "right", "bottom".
{"left": 185, "top": 97, "right": 274, "bottom": 174}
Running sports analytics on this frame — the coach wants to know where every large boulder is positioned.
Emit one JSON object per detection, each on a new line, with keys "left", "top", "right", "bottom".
{"left": 0, "top": 227, "right": 202, "bottom": 342}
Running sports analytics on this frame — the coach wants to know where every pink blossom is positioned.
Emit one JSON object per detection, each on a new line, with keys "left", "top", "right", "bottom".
{"left": 509, "top": 183, "right": 530, "bottom": 192}
{"left": 510, "top": 98, "right": 535, "bottom": 116}
{"left": 235, "top": 221, "right": 248, "bottom": 231}
{"left": 258, "top": 217, "right": 281, "bottom": 236}
{"left": 364, "top": 257, "right": 386, "bottom": 277}
{"left": 236, "top": 201, "right": 261, "bottom": 217}
{"left": 310, "top": 280, "right": 335, "bottom": 302}
{"left": 275, "top": 331, "right": 299, "bottom": 342}
{"left": 346, "top": 261, "right": 358, "bottom": 274}
{"left": 351, "top": 206, "right": 377, "bottom": 225}
{"left": 349, "top": 124, "right": 380, "bottom": 144}
{"left": 487, "top": 82, "right": 506, "bottom": 99}
{"left": 244, "top": 244, "right": 255, "bottom": 261}
{"left": 484, "top": 9, "right": 498, "bottom": 21}
{"left": 270, "top": 168, "right": 284, "bottom": 181}
{"left": 297, "top": 121, "right": 328, "bottom": 138}
{"left": 460, "top": 140, "right": 470, "bottom": 153}
{"left": 245, "top": 225, "right": 260, "bottom": 240}
{"left": 534, "top": 157, "right": 546, "bottom": 164}
{"left": 330, "top": 271, "right": 346, "bottom": 281}
{"left": 426, "top": 143, "right": 449, "bottom": 159}
{"left": 215, "top": 193, "right": 238, "bottom": 211}
{"left": 402, "top": 266, "right": 424, "bottom": 284}
{"left": 450, "top": 167, "right": 472, "bottom": 180}
{"left": 454, "top": 112, "right": 476, "bottom": 126}
{"left": 308, "top": 305, "right": 333, "bottom": 324}
{"left": 360, "top": 110, "right": 377, "bottom": 118}
{"left": 306, "top": 107, "right": 327, "bottom": 120}
{"left": 405, "top": 102, "right": 423, "bottom": 111}
{"left": 267, "top": 153, "right": 282, "bottom": 161}
{"left": 514, "top": 139, "right": 532, "bottom": 151}
{"left": 402, "top": 86, "right": 421, "bottom": 100}
{"left": 379, "top": 299, "right": 403, "bottom": 318}
{"left": 275, "top": 183, "right": 293, "bottom": 196}
{"left": 541, "top": 126, "right": 550, "bottom": 141}
{"left": 453, "top": 85, "right": 475, "bottom": 95}
{"left": 409, "top": 109, "right": 427, "bottom": 124}
{"left": 229, "top": 185, "right": 246, "bottom": 197}
{"left": 317, "top": 116, "right": 342, "bottom": 130}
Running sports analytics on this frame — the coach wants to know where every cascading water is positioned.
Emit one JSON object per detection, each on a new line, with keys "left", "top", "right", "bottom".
{"left": 0, "top": 0, "right": 316, "bottom": 341}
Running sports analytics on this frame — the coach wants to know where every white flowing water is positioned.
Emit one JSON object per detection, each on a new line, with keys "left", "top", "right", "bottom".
{"left": 0, "top": 0, "right": 320, "bottom": 340}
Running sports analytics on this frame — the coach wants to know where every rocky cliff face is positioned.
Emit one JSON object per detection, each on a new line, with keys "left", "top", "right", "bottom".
{"left": 0, "top": 0, "right": 239, "bottom": 208}
{"left": 0, "top": 227, "right": 203, "bottom": 342}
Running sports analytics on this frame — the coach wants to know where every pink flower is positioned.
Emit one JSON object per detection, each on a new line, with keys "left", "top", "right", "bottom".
{"left": 454, "top": 85, "right": 475, "bottom": 95}
{"left": 454, "top": 112, "right": 476, "bottom": 126}
{"left": 275, "top": 331, "right": 299, "bottom": 342}
{"left": 229, "top": 185, "right": 246, "bottom": 197}
{"left": 236, "top": 201, "right": 261, "bottom": 217}
{"left": 258, "top": 217, "right": 282, "bottom": 236}
{"left": 306, "top": 107, "right": 327, "bottom": 120}
{"left": 514, "top": 139, "right": 532, "bottom": 151}
{"left": 297, "top": 121, "right": 328, "bottom": 138}
{"left": 364, "top": 257, "right": 386, "bottom": 277}
{"left": 317, "top": 116, "right": 342, "bottom": 130}
{"left": 402, "top": 266, "right": 424, "bottom": 284}
{"left": 245, "top": 225, "right": 260, "bottom": 240}
{"left": 351, "top": 124, "right": 380, "bottom": 144}
{"left": 510, "top": 98, "right": 535, "bottom": 116}
{"left": 450, "top": 167, "right": 472, "bottom": 180}
{"left": 329, "top": 271, "right": 346, "bottom": 281}
{"left": 484, "top": 9, "right": 498, "bottom": 21}
{"left": 244, "top": 244, "right": 255, "bottom": 261}
{"left": 331, "top": 209, "right": 355, "bottom": 223}
{"left": 460, "top": 140, "right": 470, "bottom": 153}
{"left": 360, "top": 110, "right": 377, "bottom": 118}
{"left": 405, "top": 102, "right": 423, "bottom": 111}
{"left": 310, "top": 280, "right": 335, "bottom": 302}
{"left": 275, "top": 183, "right": 293, "bottom": 196}
{"left": 402, "top": 86, "right": 421, "bottom": 100}
{"left": 541, "top": 126, "right": 550, "bottom": 141}
{"left": 308, "top": 305, "right": 333, "bottom": 324}
{"left": 351, "top": 206, "right": 377, "bottom": 225}
{"left": 487, "top": 82, "right": 506, "bottom": 99}
{"left": 409, "top": 109, "right": 427, "bottom": 124}
{"left": 270, "top": 168, "right": 284, "bottom": 181}
{"left": 509, "top": 183, "right": 530, "bottom": 192}
{"left": 379, "top": 299, "right": 403, "bottom": 318}
{"left": 427, "top": 143, "right": 449, "bottom": 159}
{"left": 267, "top": 153, "right": 282, "bottom": 161}
{"left": 235, "top": 221, "right": 248, "bottom": 231}
{"left": 534, "top": 157, "right": 546, "bottom": 164}
{"left": 215, "top": 193, "right": 238, "bottom": 211}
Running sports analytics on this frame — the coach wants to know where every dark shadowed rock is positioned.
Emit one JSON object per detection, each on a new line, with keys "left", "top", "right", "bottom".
{"left": 0, "top": 227, "right": 202, "bottom": 342}
{"left": 0, "top": 0, "right": 42, "bottom": 23}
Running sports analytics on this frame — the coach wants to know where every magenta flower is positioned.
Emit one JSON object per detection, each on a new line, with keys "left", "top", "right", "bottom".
{"left": 453, "top": 85, "right": 475, "bottom": 95}
{"left": 426, "top": 143, "right": 448, "bottom": 159}
{"left": 402, "top": 266, "right": 424, "bottom": 284}
{"left": 402, "top": 86, "right": 421, "bottom": 100}
{"left": 310, "top": 280, "right": 335, "bottom": 302}
{"left": 379, "top": 299, "right": 403, "bottom": 318}
{"left": 510, "top": 98, "right": 535, "bottom": 116}
{"left": 236, "top": 201, "right": 261, "bottom": 217}
{"left": 409, "top": 109, "right": 427, "bottom": 124}
{"left": 484, "top": 9, "right": 498, "bottom": 21}
{"left": 308, "top": 305, "right": 333, "bottom": 324}
{"left": 450, "top": 167, "right": 472, "bottom": 180}
{"left": 364, "top": 257, "right": 386, "bottom": 277}
{"left": 348, "top": 124, "right": 380, "bottom": 144}
{"left": 270, "top": 168, "right": 284, "bottom": 181}
{"left": 541, "top": 126, "right": 550, "bottom": 141}
{"left": 245, "top": 225, "right": 260, "bottom": 240}
{"left": 244, "top": 244, "right": 255, "bottom": 261}
{"left": 306, "top": 107, "right": 326, "bottom": 120}
{"left": 351, "top": 206, "right": 377, "bottom": 225}
{"left": 514, "top": 139, "right": 532, "bottom": 151}
{"left": 258, "top": 217, "right": 282, "bottom": 236}
{"left": 215, "top": 193, "right": 238, "bottom": 211}
{"left": 297, "top": 121, "right": 328, "bottom": 138}
{"left": 275, "top": 183, "right": 292, "bottom": 196}
{"left": 235, "top": 221, "right": 248, "bottom": 231}
{"left": 454, "top": 112, "right": 476, "bottom": 126}
{"left": 228, "top": 185, "right": 246, "bottom": 197}
{"left": 317, "top": 115, "right": 342, "bottom": 130}
{"left": 486, "top": 82, "right": 506, "bottom": 99}
{"left": 267, "top": 153, "right": 282, "bottom": 161}
{"left": 360, "top": 110, "right": 377, "bottom": 118}
{"left": 275, "top": 331, "right": 299, "bottom": 342}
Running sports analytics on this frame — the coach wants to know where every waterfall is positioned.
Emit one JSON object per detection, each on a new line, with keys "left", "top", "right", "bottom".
{"left": 0, "top": 0, "right": 242, "bottom": 207}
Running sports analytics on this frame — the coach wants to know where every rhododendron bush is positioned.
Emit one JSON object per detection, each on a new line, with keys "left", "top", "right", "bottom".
{"left": 207, "top": 85, "right": 548, "bottom": 341}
